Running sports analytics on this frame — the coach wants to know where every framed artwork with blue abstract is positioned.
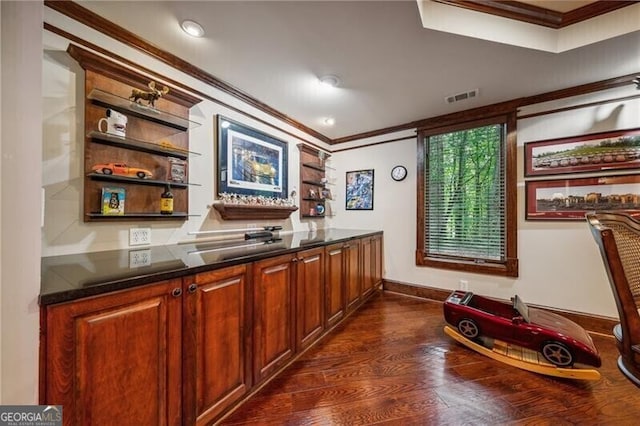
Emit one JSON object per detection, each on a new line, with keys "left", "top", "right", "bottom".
{"left": 346, "top": 169, "right": 374, "bottom": 210}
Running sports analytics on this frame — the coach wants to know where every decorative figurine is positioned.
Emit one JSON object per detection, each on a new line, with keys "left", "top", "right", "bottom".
{"left": 443, "top": 290, "right": 602, "bottom": 380}
{"left": 129, "top": 81, "right": 170, "bottom": 108}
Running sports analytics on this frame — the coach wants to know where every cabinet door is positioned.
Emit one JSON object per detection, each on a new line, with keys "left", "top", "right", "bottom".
{"left": 345, "top": 240, "right": 361, "bottom": 311}
{"left": 253, "top": 254, "right": 296, "bottom": 383}
{"left": 43, "top": 279, "right": 182, "bottom": 426}
{"left": 373, "top": 235, "right": 383, "bottom": 287}
{"left": 325, "top": 243, "right": 346, "bottom": 328}
{"left": 183, "top": 265, "right": 251, "bottom": 425}
{"left": 295, "top": 247, "right": 325, "bottom": 350}
{"left": 361, "top": 236, "right": 374, "bottom": 298}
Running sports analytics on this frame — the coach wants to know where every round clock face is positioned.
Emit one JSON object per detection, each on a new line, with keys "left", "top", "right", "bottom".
{"left": 391, "top": 165, "right": 407, "bottom": 181}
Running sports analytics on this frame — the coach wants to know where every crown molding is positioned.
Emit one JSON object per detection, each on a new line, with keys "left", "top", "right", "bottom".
{"left": 432, "top": 0, "right": 636, "bottom": 29}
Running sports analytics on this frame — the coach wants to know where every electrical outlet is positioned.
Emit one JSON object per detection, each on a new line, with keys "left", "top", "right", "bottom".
{"left": 129, "top": 249, "right": 152, "bottom": 268}
{"left": 247, "top": 223, "right": 257, "bottom": 230}
{"left": 459, "top": 279, "right": 469, "bottom": 291}
{"left": 129, "top": 227, "right": 151, "bottom": 246}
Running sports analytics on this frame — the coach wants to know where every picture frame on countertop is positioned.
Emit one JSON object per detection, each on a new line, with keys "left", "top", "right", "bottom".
{"left": 524, "top": 128, "right": 640, "bottom": 177}
{"left": 525, "top": 174, "right": 640, "bottom": 221}
{"left": 216, "top": 115, "right": 288, "bottom": 199}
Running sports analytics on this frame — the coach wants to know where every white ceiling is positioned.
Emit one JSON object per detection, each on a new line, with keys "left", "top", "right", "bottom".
{"left": 73, "top": 1, "right": 640, "bottom": 141}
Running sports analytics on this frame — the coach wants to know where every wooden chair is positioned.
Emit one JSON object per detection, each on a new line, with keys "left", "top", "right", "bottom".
{"left": 587, "top": 212, "right": 640, "bottom": 387}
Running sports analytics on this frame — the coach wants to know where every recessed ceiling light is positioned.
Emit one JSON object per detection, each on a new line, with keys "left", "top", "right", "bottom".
{"left": 181, "top": 20, "right": 205, "bottom": 38}
{"left": 319, "top": 75, "right": 340, "bottom": 88}
{"left": 324, "top": 117, "right": 336, "bottom": 126}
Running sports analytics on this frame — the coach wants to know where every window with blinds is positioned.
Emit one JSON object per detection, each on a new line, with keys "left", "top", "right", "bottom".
{"left": 416, "top": 113, "right": 518, "bottom": 278}
{"left": 425, "top": 124, "right": 505, "bottom": 262}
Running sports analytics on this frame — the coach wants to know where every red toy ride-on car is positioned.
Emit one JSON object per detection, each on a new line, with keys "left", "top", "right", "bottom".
{"left": 443, "top": 290, "right": 601, "bottom": 368}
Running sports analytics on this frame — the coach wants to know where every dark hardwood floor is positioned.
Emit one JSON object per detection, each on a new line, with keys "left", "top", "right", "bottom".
{"left": 220, "top": 291, "right": 640, "bottom": 425}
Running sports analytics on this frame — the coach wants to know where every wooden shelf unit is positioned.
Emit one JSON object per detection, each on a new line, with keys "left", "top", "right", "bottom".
{"left": 298, "top": 144, "right": 331, "bottom": 219}
{"left": 68, "top": 44, "right": 201, "bottom": 222}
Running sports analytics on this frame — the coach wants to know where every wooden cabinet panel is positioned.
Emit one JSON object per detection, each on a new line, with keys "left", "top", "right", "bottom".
{"left": 325, "top": 243, "right": 346, "bottom": 327}
{"left": 361, "top": 237, "right": 374, "bottom": 298}
{"left": 345, "top": 240, "right": 361, "bottom": 311}
{"left": 253, "top": 254, "right": 296, "bottom": 383}
{"left": 295, "top": 247, "right": 325, "bottom": 350}
{"left": 373, "top": 234, "right": 383, "bottom": 287}
{"left": 184, "top": 265, "right": 251, "bottom": 425}
{"left": 43, "top": 279, "right": 182, "bottom": 426}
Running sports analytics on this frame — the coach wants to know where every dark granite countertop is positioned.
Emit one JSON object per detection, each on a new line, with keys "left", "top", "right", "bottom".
{"left": 40, "top": 228, "right": 382, "bottom": 306}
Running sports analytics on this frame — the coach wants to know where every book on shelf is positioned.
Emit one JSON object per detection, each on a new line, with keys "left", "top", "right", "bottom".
{"left": 102, "top": 187, "right": 126, "bottom": 215}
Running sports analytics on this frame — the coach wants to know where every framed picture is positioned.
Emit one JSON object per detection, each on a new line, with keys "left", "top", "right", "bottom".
{"left": 216, "top": 115, "right": 288, "bottom": 198}
{"left": 101, "top": 187, "right": 125, "bottom": 215}
{"left": 346, "top": 169, "right": 374, "bottom": 210}
{"left": 524, "top": 128, "right": 640, "bottom": 177}
{"left": 167, "top": 157, "right": 187, "bottom": 183}
{"left": 525, "top": 174, "right": 640, "bottom": 221}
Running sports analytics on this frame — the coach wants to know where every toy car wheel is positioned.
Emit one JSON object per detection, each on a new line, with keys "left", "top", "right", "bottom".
{"left": 136, "top": 171, "right": 147, "bottom": 178}
{"left": 457, "top": 319, "right": 479, "bottom": 339}
{"left": 542, "top": 342, "right": 574, "bottom": 367}
{"left": 102, "top": 168, "right": 113, "bottom": 175}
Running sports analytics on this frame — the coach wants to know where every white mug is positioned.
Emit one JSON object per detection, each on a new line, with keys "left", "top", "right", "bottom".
{"left": 98, "top": 109, "right": 127, "bottom": 137}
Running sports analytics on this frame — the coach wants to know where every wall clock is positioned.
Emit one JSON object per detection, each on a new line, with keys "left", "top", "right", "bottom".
{"left": 391, "top": 165, "right": 407, "bottom": 181}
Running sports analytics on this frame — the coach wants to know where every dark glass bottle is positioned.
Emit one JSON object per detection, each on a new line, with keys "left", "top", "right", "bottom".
{"left": 160, "top": 184, "right": 173, "bottom": 215}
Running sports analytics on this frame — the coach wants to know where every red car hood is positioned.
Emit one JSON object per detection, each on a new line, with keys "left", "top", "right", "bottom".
{"left": 529, "top": 308, "right": 597, "bottom": 350}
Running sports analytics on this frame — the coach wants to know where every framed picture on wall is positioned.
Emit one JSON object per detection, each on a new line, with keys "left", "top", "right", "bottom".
{"left": 216, "top": 115, "right": 288, "bottom": 198}
{"left": 525, "top": 174, "right": 640, "bottom": 221}
{"left": 524, "top": 128, "right": 640, "bottom": 177}
{"left": 346, "top": 169, "right": 374, "bottom": 210}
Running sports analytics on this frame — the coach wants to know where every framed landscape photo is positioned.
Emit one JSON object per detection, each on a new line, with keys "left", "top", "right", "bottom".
{"left": 524, "top": 128, "right": 640, "bottom": 177}
{"left": 216, "top": 115, "right": 288, "bottom": 198}
{"left": 346, "top": 169, "right": 374, "bottom": 210}
{"left": 525, "top": 174, "right": 640, "bottom": 221}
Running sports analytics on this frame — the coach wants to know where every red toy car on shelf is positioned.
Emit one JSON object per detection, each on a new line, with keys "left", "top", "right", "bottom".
{"left": 443, "top": 290, "right": 601, "bottom": 368}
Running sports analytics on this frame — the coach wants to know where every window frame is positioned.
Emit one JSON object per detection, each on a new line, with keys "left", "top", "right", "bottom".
{"left": 416, "top": 113, "right": 518, "bottom": 277}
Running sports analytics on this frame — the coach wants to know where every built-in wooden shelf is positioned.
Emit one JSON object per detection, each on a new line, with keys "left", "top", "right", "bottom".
{"left": 213, "top": 203, "right": 298, "bottom": 220}
{"left": 88, "top": 131, "right": 200, "bottom": 159}
{"left": 87, "top": 173, "right": 194, "bottom": 188}
{"left": 86, "top": 212, "right": 191, "bottom": 221}
{"left": 88, "top": 89, "right": 200, "bottom": 131}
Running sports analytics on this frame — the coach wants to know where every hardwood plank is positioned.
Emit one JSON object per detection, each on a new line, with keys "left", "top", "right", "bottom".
{"left": 220, "top": 292, "right": 640, "bottom": 425}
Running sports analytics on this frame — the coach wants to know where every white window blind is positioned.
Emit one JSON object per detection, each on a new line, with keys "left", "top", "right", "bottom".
{"left": 425, "top": 124, "right": 506, "bottom": 262}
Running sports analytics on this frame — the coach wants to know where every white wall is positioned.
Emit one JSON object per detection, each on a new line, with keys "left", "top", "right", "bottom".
{"left": 1, "top": 0, "right": 43, "bottom": 404}
{"left": 331, "top": 86, "right": 640, "bottom": 319}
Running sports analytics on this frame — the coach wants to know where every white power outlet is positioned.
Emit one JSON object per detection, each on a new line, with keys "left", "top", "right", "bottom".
{"left": 129, "top": 227, "right": 151, "bottom": 246}
{"left": 459, "top": 279, "right": 469, "bottom": 291}
{"left": 129, "top": 249, "right": 151, "bottom": 268}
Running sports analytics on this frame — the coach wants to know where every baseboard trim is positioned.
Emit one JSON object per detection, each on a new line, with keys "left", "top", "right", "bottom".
{"left": 382, "top": 279, "right": 617, "bottom": 336}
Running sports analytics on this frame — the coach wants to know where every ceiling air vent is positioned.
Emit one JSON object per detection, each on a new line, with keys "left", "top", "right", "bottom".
{"left": 445, "top": 89, "right": 479, "bottom": 104}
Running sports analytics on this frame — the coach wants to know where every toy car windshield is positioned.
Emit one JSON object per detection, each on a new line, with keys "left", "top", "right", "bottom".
{"left": 512, "top": 295, "right": 530, "bottom": 323}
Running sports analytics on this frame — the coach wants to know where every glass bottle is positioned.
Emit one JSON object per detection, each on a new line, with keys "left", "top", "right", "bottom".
{"left": 160, "top": 184, "right": 173, "bottom": 215}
